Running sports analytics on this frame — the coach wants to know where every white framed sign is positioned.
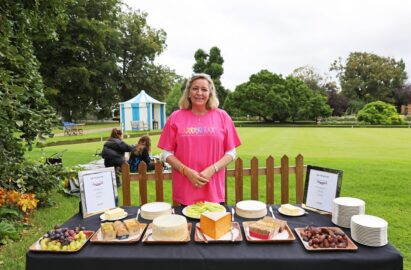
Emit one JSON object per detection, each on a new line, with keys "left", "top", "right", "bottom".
{"left": 79, "top": 167, "right": 118, "bottom": 218}
{"left": 303, "top": 165, "right": 343, "bottom": 214}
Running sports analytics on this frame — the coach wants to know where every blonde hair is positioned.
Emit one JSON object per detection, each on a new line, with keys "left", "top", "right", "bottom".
{"left": 178, "top": 73, "right": 219, "bottom": 110}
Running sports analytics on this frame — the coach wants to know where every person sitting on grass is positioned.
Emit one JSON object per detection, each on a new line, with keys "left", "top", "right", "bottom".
{"left": 102, "top": 128, "right": 133, "bottom": 186}
{"left": 129, "top": 135, "right": 155, "bottom": 172}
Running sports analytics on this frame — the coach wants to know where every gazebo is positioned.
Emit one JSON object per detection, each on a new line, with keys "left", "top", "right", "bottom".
{"left": 119, "top": 90, "right": 166, "bottom": 131}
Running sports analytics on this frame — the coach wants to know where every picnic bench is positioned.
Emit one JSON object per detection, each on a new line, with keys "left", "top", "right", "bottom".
{"left": 63, "top": 122, "right": 84, "bottom": 136}
{"left": 121, "top": 154, "right": 306, "bottom": 206}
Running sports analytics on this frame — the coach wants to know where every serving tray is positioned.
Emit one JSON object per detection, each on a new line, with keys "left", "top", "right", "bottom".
{"left": 90, "top": 223, "right": 147, "bottom": 244}
{"left": 194, "top": 222, "right": 243, "bottom": 243}
{"left": 243, "top": 221, "right": 295, "bottom": 243}
{"left": 142, "top": 223, "right": 191, "bottom": 244}
{"left": 29, "top": 231, "right": 94, "bottom": 253}
{"left": 295, "top": 227, "right": 358, "bottom": 251}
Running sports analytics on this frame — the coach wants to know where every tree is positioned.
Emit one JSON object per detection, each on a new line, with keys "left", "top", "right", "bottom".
{"left": 357, "top": 101, "right": 403, "bottom": 125}
{"left": 165, "top": 79, "right": 185, "bottom": 115}
{"left": 331, "top": 52, "right": 407, "bottom": 105}
{"left": 193, "top": 47, "right": 228, "bottom": 105}
{"left": 225, "top": 70, "right": 332, "bottom": 122}
{"left": 1, "top": 0, "right": 63, "bottom": 196}
{"left": 34, "top": 0, "right": 122, "bottom": 120}
{"left": 291, "top": 65, "right": 326, "bottom": 95}
{"left": 284, "top": 76, "right": 313, "bottom": 122}
{"left": 307, "top": 93, "right": 333, "bottom": 122}
{"left": 224, "top": 70, "right": 289, "bottom": 122}
{"left": 118, "top": 11, "right": 173, "bottom": 103}
{"left": 327, "top": 89, "right": 349, "bottom": 116}
{"left": 394, "top": 84, "right": 411, "bottom": 108}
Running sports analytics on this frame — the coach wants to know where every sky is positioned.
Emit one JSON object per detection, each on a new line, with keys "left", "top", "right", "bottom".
{"left": 124, "top": 0, "right": 411, "bottom": 90}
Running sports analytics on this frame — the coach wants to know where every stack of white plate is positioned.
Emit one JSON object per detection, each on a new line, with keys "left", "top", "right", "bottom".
{"left": 140, "top": 202, "right": 172, "bottom": 220}
{"left": 332, "top": 197, "right": 365, "bottom": 228}
{"left": 350, "top": 214, "right": 388, "bottom": 247}
{"left": 235, "top": 200, "right": 267, "bottom": 219}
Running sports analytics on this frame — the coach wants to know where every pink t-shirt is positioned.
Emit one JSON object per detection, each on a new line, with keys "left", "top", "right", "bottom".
{"left": 158, "top": 109, "right": 241, "bottom": 205}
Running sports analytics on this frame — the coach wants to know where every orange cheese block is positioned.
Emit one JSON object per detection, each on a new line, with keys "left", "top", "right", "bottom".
{"left": 200, "top": 211, "right": 231, "bottom": 239}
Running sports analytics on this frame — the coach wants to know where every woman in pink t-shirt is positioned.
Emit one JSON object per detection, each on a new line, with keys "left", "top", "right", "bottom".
{"left": 158, "top": 73, "right": 241, "bottom": 205}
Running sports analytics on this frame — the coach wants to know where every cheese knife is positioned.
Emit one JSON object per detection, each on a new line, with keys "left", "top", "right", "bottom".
{"left": 269, "top": 206, "right": 276, "bottom": 219}
{"left": 231, "top": 208, "right": 235, "bottom": 242}
{"left": 197, "top": 226, "right": 208, "bottom": 243}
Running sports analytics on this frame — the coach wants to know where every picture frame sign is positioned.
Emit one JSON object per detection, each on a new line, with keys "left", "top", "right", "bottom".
{"left": 303, "top": 165, "right": 343, "bottom": 214}
{"left": 79, "top": 167, "right": 118, "bottom": 218}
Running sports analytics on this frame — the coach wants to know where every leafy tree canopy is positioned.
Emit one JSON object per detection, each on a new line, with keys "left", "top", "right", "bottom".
{"left": 224, "top": 70, "right": 331, "bottom": 122}
{"left": 34, "top": 0, "right": 122, "bottom": 120}
{"left": 34, "top": 2, "right": 175, "bottom": 121}
{"left": 331, "top": 52, "right": 407, "bottom": 105}
{"left": 292, "top": 65, "right": 327, "bottom": 95}
{"left": 1, "top": 0, "right": 63, "bottom": 194}
{"left": 118, "top": 11, "right": 176, "bottom": 103}
{"left": 193, "top": 46, "right": 228, "bottom": 105}
{"left": 164, "top": 79, "right": 185, "bottom": 115}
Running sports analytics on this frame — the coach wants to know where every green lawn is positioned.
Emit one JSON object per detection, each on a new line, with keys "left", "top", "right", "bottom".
{"left": 1, "top": 127, "right": 410, "bottom": 270}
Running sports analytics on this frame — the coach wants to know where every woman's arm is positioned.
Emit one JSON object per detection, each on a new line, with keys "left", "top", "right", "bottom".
{"left": 166, "top": 155, "right": 209, "bottom": 188}
{"left": 142, "top": 147, "right": 151, "bottom": 165}
{"left": 200, "top": 153, "right": 234, "bottom": 180}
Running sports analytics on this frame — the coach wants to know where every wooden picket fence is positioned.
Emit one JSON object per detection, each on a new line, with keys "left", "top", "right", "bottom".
{"left": 121, "top": 154, "right": 306, "bottom": 206}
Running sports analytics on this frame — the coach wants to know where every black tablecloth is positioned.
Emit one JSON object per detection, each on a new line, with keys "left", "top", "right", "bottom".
{"left": 26, "top": 205, "right": 403, "bottom": 270}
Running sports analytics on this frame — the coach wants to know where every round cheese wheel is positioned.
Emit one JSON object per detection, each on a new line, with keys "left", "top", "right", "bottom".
{"left": 236, "top": 200, "right": 267, "bottom": 219}
{"left": 140, "top": 202, "right": 172, "bottom": 220}
{"left": 152, "top": 214, "right": 188, "bottom": 241}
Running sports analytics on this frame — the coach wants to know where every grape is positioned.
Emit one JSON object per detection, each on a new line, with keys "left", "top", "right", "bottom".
{"left": 40, "top": 224, "right": 88, "bottom": 251}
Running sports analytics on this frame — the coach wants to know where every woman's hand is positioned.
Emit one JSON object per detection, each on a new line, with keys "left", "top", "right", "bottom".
{"left": 200, "top": 166, "right": 216, "bottom": 181}
{"left": 185, "top": 167, "right": 209, "bottom": 188}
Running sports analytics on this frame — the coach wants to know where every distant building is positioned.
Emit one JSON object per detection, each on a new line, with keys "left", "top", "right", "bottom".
{"left": 400, "top": 104, "right": 411, "bottom": 115}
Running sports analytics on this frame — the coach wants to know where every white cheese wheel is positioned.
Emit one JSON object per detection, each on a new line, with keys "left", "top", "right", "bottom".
{"left": 152, "top": 214, "right": 188, "bottom": 241}
{"left": 141, "top": 202, "right": 172, "bottom": 220}
{"left": 236, "top": 200, "right": 267, "bottom": 219}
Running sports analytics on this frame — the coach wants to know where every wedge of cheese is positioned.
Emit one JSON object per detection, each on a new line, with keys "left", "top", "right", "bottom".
{"left": 104, "top": 208, "right": 125, "bottom": 220}
{"left": 200, "top": 211, "right": 231, "bottom": 240}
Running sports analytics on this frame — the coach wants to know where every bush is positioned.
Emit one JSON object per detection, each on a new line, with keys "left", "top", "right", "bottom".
{"left": 0, "top": 161, "right": 62, "bottom": 206}
{"left": 0, "top": 188, "right": 39, "bottom": 243}
{"left": 357, "top": 101, "right": 404, "bottom": 125}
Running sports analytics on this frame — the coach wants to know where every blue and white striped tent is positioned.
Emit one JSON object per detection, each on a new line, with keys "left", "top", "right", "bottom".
{"left": 119, "top": 90, "right": 166, "bottom": 131}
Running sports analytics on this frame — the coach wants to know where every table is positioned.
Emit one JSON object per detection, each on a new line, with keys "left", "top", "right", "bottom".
{"left": 26, "top": 206, "right": 403, "bottom": 270}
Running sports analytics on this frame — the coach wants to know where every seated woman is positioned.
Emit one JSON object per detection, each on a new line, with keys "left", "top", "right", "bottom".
{"left": 129, "top": 135, "right": 155, "bottom": 172}
{"left": 102, "top": 128, "right": 134, "bottom": 186}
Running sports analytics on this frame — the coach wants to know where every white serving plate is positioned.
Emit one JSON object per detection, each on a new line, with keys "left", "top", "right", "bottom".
{"left": 278, "top": 205, "right": 305, "bottom": 217}
{"left": 100, "top": 211, "right": 128, "bottom": 221}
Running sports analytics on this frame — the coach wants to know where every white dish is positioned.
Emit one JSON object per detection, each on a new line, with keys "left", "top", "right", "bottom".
{"left": 278, "top": 205, "right": 305, "bottom": 217}
{"left": 182, "top": 202, "right": 226, "bottom": 219}
{"left": 350, "top": 214, "right": 388, "bottom": 247}
{"left": 100, "top": 212, "right": 128, "bottom": 221}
